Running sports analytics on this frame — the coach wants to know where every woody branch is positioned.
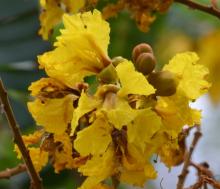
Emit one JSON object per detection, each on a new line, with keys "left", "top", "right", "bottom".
{"left": 0, "top": 79, "right": 43, "bottom": 189}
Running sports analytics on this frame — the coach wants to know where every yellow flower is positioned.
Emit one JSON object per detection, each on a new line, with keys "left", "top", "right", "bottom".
{"left": 155, "top": 94, "right": 201, "bottom": 137}
{"left": 24, "top": 5, "right": 211, "bottom": 188}
{"left": 38, "top": 10, "right": 111, "bottom": 87}
{"left": 72, "top": 84, "right": 160, "bottom": 187}
{"left": 39, "top": 0, "right": 85, "bottom": 40}
{"left": 154, "top": 52, "right": 209, "bottom": 139}
{"left": 153, "top": 52, "right": 210, "bottom": 167}
{"left": 163, "top": 52, "right": 210, "bottom": 100}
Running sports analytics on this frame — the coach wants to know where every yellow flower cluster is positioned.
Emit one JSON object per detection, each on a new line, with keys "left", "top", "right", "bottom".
{"left": 16, "top": 9, "right": 210, "bottom": 189}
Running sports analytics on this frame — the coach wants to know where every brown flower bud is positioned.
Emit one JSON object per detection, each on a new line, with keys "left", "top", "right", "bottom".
{"left": 135, "top": 52, "right": 156, "bottom": 75}
{"left": 147, "top": 71, "right": 177, "bottom": 96}
{"left": 132, "top": 43, "right": 153, "bottom": 62}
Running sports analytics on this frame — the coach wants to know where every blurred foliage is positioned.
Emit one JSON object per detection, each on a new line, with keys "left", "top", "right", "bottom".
{"left": 0, "top": 0, "right": 220, "bottom": 188}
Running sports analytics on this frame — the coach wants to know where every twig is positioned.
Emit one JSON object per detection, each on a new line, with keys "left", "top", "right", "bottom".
{"left": 0, "top": 164, "right": 26, "bottom": 179}
{"left": 184, "top": 177, "right": 203, "bottom": 189}
{"left": 176, "top": 126, "right": 202, "bottom": 189}
{"left": 189, "top": 161, "right": 220, "bottom": 189}
{"left": 190, "top": 161, "right": 214, "bottom": 178}
{"left": 203, "top": 176, "right": 220, "bottom": 189}
{"left": 174, "top": 0, "right": 220, "bottom": 19}
{"left": 112, "top": 176, "right": 120, "bottom": 189}
{"left": 0, "top": 79, "right": 43, "bottom": 189}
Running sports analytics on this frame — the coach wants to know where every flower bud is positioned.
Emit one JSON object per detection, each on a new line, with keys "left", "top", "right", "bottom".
{"left": 147, "top": 71, "right": 177, "bottom": 96}
{"left": 112, "top": 56, "right": 126, "bottom": 67}
{"left": 98, "top": 63, "right": 117, "bottom": 84}
{"left": 135, "top": 52, "right": 156, "bottom": 75}
{"left": 132, "top": 43, "right": 153, "bottom": 62}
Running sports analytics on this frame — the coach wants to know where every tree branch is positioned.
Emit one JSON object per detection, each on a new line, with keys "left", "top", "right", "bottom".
{"left": 174, "top": 0, "right": 220, "bottom": 19}
{"left": 177, "top": 126, "right": 202, "bottom": 189}
{"left": 0, "top": 79, "right": 43, "bottom": 189}
{"left": 0, "top": 164, "right": 26, "bottom": 179}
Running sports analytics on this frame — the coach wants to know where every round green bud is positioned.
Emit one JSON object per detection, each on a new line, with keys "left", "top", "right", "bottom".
{"left": 98, "top": 63, "right": 118, "bottom": 84}
{"left": 112, "top": 56, "right": 126, "bottom": 67}
{"left": 147, "top": 71, "right": 177, "bottom": 96}
{"left": 135, "top": 52, "right": 156, "bottom": 75}
{"left": 132, "top": 43, "right": 153, "bottom": 62}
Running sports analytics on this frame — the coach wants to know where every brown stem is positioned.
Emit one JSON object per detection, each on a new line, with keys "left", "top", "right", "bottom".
{"left": 174, "top": 0, "right": 220, "bottom": 19}
{"left": 190, "top": 161, "right": 214, "bottom": 178}
{"left": 184, "top": 177, "right": 203, "bottom": 189}
{"left": 112, "top": 176, "right": 119, "bottom": 189}
{"left": 0, "top": 164, "right": 26, "bottom": 179}
{"left": 0, "top": 79, "right": 43, "bottom": 189}
{"left": 177, "top": 126, "right": 202, "bottom": 189}
{"left": 203, "top": 176, "right": 220, "bottom": 189}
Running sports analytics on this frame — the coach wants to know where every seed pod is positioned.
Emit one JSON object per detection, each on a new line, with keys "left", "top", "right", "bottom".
{"left": 132, "top": 43, "right": 153, "bottom": 62}
{"left": 147, "top": 71, "right": 177, "bottom": 96}
{"left": 112, "top": 56, "right": 126, "bottom": 67}
{"left": 135, "top": 52, "right": 156, "bottom": 75}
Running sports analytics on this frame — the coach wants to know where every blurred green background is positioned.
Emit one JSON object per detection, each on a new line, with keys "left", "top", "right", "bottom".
{"left": 1, "top": 0, "right": 220, "bottom": 188}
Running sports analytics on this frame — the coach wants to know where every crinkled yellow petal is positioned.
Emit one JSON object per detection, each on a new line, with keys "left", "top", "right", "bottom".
{"left": 79, "top": 177, "right": 104, "bottom": 189}
{"left": 120, "top": 170, "right": 148, "bottom": 187}
{"left": 106, "top": 97, "right": 140, "bottom": 130}
{"left": 163, "top": 52, "right": 210, "bottom": 100}
{"left": 58, "top": 10, "right": 110, "bottom": 55}
{"left": 127, "top": 108, "right": 161, "bottom": 152}
{"left": 71, "top": 92, "right": 101, "bottom": 135}
{"left": 38, "top": 47, "right": 96, "bottom": 88}
{"left": 155, "top": 94, "right": 201, "bottom": 137}
{"left": 38, "top": 10, "right": 110, "bottom": 86}
{"left": 159, "top": 141, "right": 185, "bottom": 168}
{"left": 74, "top": 118, "right": 112, "bottom": 156}
{"left": 121, "top": 144, "right": 156, "bottom": 187}
{"left": 28, "top": 78, "right": 68, "bottom": 96}
{"left": 120, "top": 164, "right": 157, "bottom": 187}
{"left": 28, "top": 94, "right": 75, "bottom": 134}
{"left": 116, "top": 61, "right": 155, "bottom": 97}
{"left": 53, "top": 133, "right": 84, "bottom": 173}
{"left": 15, "top": 146, "right": 48, "bottom": 172}
{"left": 39, "top": 0, "right": 85, "bottom": 40}
{"left": 79, "top": 147, "right": 115, "bottom": 189}
{"left": 22, "top": 130, "right": 44, "bottom": 145}
{"left": 39, "top": 0, "right": 63, "bottom": 40}
{"left": 28, "top": 147, "right": 49, "bottom": 172}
